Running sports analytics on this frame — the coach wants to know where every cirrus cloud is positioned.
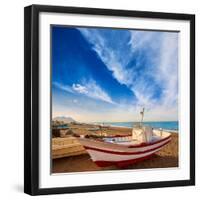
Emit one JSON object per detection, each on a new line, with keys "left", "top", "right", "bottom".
{"left": 78, "top": 28, "right": 178, "bottom": 110}
{"left": 53, "top": 80, "right": 115, "bottom": 105}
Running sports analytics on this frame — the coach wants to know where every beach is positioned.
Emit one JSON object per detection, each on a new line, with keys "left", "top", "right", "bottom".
{"left": 52, "top": 124, "right": 178, "bottom": 173}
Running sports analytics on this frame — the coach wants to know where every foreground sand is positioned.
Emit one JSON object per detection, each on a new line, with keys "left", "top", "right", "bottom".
{"left": 52, "top": 125, "right": 178, "bottom": 173}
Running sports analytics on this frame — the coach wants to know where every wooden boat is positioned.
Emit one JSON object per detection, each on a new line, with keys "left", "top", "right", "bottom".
{"left": 77, "top": 108, "right": 172, "bottom": 167}
{"left": 77, "top": 129, "right": 171, "bottom": 167}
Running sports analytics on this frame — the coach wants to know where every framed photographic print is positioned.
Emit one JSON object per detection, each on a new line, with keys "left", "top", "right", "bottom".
{"left": 24, "top": 4, "right": 195, "bottom": 195}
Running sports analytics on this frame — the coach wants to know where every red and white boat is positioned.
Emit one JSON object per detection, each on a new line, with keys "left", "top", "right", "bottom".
{"left": 77, "top": 109, "right": 172, "bottom": 167}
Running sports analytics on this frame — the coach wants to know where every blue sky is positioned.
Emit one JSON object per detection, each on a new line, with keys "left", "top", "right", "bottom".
{"left": 52, "top": 26, "right": 178, "bottom": 122}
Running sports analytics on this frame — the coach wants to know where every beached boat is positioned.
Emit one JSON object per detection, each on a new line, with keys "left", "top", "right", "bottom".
{"left": 77, "top": 109, "right": 172, "bottom": 167}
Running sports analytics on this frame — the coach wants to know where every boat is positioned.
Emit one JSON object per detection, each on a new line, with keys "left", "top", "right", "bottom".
{"left": 77, "top": 108, "right": 172, "bottom": 167}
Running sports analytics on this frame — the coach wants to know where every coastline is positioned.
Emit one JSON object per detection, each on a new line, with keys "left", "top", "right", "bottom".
{"left": 97, "top": 124, "right": 178, "bottom": 133}
{"left": 52, "top": 124, "right": 178, "bottom": 173}
{"left": 92, "top": 121, "right": 178, "bottom": 133}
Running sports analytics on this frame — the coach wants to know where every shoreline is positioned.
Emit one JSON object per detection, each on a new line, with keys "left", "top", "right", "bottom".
{"left": 84, "top": 121, "right": 178, "bottom": 133}
{"left": 105, "top": 125, "right": 178, "bottom": 133}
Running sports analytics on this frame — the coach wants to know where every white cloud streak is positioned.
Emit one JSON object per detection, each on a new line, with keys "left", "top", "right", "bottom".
{"left": 52, "top": 29, "right": 179, "bottom": 122}
{"left": 128, "top": 31, "right": 178, "bottom": 108}
{"left": 155, "top": 33, "right": 178, "bottom": 107}
{"left": 53, "top": 82, "right": 74, "bottom": 93}
{"left": 72, "top": 80, "right": 115, "bottom": 104}
{"left": 78, "top": 28, "right": 179, "bottom": 120}
{"left": 79, "top": 29, "right": 134, "bottom": 86}
{"left": 53, "top": 80, "right": 115, "bottom": 105}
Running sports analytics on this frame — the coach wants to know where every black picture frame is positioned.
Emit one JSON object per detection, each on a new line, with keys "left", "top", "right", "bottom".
{"left": 24, "top": 4, "right": 195, "bottom": 196}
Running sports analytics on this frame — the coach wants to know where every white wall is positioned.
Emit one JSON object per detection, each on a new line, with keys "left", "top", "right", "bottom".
{"left": 0, "top": 0, "right": 199, "bottom": 199}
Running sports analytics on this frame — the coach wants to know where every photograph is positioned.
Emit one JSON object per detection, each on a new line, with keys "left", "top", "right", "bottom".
{"left": 51, "top": 26, "right": 179, "bottom": 173}
{"left": 24, "top": 4, "right": 195, "bottom": 195}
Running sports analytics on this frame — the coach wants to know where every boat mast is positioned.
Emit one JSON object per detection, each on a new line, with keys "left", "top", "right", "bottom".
{"left": 132, "top": 107, "right": 145, "bottom": 140}
{"left": 140, "top": 108, "right": 145, "bottom": 127}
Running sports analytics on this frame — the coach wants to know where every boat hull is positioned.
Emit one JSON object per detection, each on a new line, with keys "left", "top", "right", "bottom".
{"left": 77, "top": 133, "right": 171, "bottom": 167}
{"left": 94, "top": 154, "right": 155, "bottom": 168}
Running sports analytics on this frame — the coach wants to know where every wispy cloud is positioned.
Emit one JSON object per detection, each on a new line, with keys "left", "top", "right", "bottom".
{"left": 52, "top": 27, "right": 179, "bottom": 122}
{"left": 79, "top": 28, "right": 133, "bottom": 86}
{"left": 155, "top": 33, "right": 178, "bottom": 107}
{"left": 72, "top": 80, "right": 115, "bottom": 104}
{"left": 53, "top": 82, "right": 74, "bottom": 93}
{"left": 128, "top": 31, "right": 178, "bottom": 108}
{"left": 72, "top": 84, "right": 88, "bottom": 94}
{"left": 53, "top": 80, "right": 115, "bottom": 104}
{"left": 78, "top": 28, "right": 178, "bottom": 111}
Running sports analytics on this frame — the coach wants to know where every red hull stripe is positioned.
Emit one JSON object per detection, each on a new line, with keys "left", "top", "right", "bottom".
{"left": 127, "top": 135, "right": 171, "bottom": 148}
{"left": 84, "top": 139, "right": 171, "bottom": 155}
{"left": 95, "top": 154, "right": 155, "bottom": 167}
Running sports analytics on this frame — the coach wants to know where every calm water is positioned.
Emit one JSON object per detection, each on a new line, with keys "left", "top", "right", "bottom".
{"left": 102, "top": 121, "right": 178, "bottom": 131}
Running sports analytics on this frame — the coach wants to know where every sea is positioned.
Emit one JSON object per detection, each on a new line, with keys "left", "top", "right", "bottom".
{"left": 101, "top": 121, "right": 178, "bottom": 132}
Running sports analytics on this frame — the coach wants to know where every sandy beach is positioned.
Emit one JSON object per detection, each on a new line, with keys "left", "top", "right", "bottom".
{"left": 52, "top": 124, "right": 178, "bottom": 173}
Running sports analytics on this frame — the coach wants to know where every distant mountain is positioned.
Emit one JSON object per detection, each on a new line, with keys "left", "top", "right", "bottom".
{"left": 53, "top": 116, "right": 76, "bottom": 123}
